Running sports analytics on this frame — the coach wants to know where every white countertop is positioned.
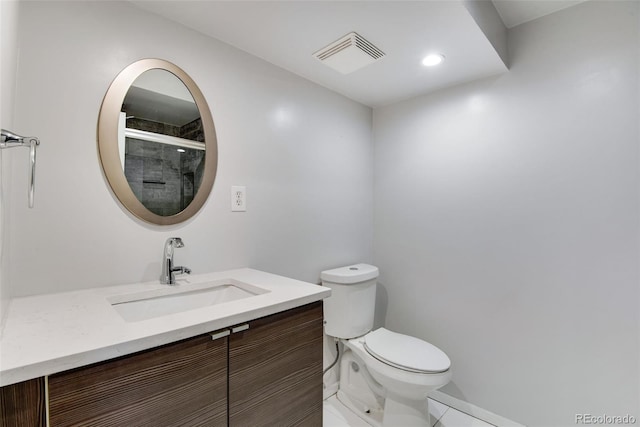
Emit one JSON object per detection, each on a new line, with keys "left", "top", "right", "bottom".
{"left": 0, "top": 268, "right": 330, "bottom": 387}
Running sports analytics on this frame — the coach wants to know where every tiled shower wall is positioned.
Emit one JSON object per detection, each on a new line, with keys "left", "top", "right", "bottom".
{"left": 124, "top": 118, "right": 205, "bottom": 216}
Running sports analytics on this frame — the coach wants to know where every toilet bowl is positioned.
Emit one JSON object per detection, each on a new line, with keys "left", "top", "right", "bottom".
{"left": 321, "top": 264, "right": 452, "bottom": 427}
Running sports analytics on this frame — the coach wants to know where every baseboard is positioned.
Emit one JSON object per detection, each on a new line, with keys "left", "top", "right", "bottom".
{"left": 429, "top": 390, "right": 526, "bottom": 427}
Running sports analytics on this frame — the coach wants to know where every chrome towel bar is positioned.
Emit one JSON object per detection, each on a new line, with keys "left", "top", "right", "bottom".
{"left": 1, "top": 129, "right": 40, "bottom": 208}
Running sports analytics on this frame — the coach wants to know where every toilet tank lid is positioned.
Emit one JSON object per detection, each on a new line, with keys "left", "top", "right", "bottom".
{"left": 320, "top": 264, "right": 379, "bottom": 284}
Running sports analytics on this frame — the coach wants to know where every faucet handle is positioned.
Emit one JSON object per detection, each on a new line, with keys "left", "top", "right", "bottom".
{"left": 172, "top": 266, "right": 191, "bottom": 275}
{"left": 166, "top": 237, "right": 184, "bottom": 248}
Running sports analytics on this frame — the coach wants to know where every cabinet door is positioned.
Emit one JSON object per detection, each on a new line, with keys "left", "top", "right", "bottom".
{"left": 229, "top": 301, "right": 323, "bottom": 427}
{"left": 0, "top": 378, "right": 46, "bottom": 427}
{"left": 49, "top": 334, "right": 227, "bottom": 427}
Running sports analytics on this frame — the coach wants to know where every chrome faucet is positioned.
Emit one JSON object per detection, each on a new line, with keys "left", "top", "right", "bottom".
{"left": 161, "top": 237, "right": 191, "bottom": 285}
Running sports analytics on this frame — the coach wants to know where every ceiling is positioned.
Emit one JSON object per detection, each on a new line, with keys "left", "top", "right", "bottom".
{"left": 126, "top": 69, "right": 199, "bottom": 126}
{"left": 132, "top": 1, "right": 586, "bottom": 108}
{"left": 492, "top": 0, "right": 587, "bottom": 28}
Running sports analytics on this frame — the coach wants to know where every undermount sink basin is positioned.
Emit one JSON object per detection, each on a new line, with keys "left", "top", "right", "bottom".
{"left": 109, "top": 279, "right": 269, "bottom": 322}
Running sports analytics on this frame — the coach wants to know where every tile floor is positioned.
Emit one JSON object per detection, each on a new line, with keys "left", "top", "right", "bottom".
{"left": 323, "top": 395, "right": 495, "bottom": 427}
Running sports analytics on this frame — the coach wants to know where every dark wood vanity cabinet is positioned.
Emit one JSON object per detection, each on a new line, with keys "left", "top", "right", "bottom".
{"left": 229, "top": 301, "right": 323, "bottom": 426}
{"left": 0, "top": 378, "right": 46, "bottom": 427}
{"left": 48, "top": 334, "right": 228, "bottom": 426}
{"left": 1, "top": 301, "right": 323, "bottom": 427}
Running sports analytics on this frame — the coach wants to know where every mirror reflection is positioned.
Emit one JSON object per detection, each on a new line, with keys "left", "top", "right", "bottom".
{"left": 120, "top": 69, "right": 206, "bottom": 216}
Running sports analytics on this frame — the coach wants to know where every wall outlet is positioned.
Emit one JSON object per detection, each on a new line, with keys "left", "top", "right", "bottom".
{"left": 231, "top": 186, "right": 246, "bottom": 212}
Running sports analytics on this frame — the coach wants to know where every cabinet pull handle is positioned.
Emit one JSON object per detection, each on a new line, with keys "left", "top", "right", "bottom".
{"left": 231, "top": 324, "right": 249, "bottom": 333}
{"left": 210, "top": 330, "right": 231, "bottom": 341}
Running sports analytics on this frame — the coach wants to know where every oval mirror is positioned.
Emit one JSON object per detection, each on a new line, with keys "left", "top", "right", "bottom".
{"left": 98, "top": 59, "right": 217, "bottom": 225}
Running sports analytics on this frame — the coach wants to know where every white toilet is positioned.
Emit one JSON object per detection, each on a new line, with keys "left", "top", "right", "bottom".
{"left": 321, "top": 264, "right": 452, "bottom": 427}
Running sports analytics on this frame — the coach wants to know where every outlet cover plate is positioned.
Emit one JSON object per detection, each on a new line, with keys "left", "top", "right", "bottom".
{"left": 231, "top": 186, "right": 246, "bottom": 212}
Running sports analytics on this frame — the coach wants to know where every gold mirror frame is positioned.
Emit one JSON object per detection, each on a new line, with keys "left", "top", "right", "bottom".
{"left": 98, "top": 59, "right": 218, "bottom": 225}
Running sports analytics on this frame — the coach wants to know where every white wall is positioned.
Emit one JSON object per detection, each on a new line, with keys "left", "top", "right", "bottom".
{"left": 6, "top": 1, "right": 638, "bottom": 424}
{"left": 0, "top": 0, "right": 21, "bottom": 330}
{"left": 6, "top": 1, "right": 373, "bottom": 297}
{"left": 373, "top": 2, "right": 639, "bottom": 426}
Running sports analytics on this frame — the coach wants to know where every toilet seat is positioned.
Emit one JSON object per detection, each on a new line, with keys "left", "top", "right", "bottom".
{"left": 363, "top": 328, "right": 450, "bottom": 374}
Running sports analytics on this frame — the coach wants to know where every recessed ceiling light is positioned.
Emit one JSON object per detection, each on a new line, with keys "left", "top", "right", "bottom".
{"left": 422, "top": 54, "right": 445, "bottom": 67}
{"left": 177, "top": 148, "right": 186, "bottom": 153}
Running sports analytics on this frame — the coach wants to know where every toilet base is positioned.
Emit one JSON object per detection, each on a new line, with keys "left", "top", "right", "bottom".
{"left": 337, "top": 390, "right": 384, "bottom": 427}
{"left": 337, "top": 348, "right": 432, "bottom": 427}
{"left": 337, "top": 389, "right": 432, "bottom": 427}
{"left": 337, "top": 350, "right": 384, "bottom": 426}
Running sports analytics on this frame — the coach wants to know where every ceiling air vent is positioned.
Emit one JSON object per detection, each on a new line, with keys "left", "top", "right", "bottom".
{"left": 313, "top": 32, "right": 385, "bottom": 74}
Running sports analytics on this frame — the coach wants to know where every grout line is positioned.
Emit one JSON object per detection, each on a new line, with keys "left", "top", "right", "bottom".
{"left": 444, "top": 406, "right": 498, "bottom": 426}
{"left": 432, "top": 401, "right": 495, "bottom": 426}
{"left": 429, "top": 399, "right": 450, "bottom": 427}
{"left": 432, "top": 410, "right": 447, "bottom": 427}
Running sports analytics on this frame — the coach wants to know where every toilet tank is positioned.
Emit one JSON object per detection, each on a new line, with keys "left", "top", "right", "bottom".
{"left": 321, "top": 264, "right": 378, "bottom": 339}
